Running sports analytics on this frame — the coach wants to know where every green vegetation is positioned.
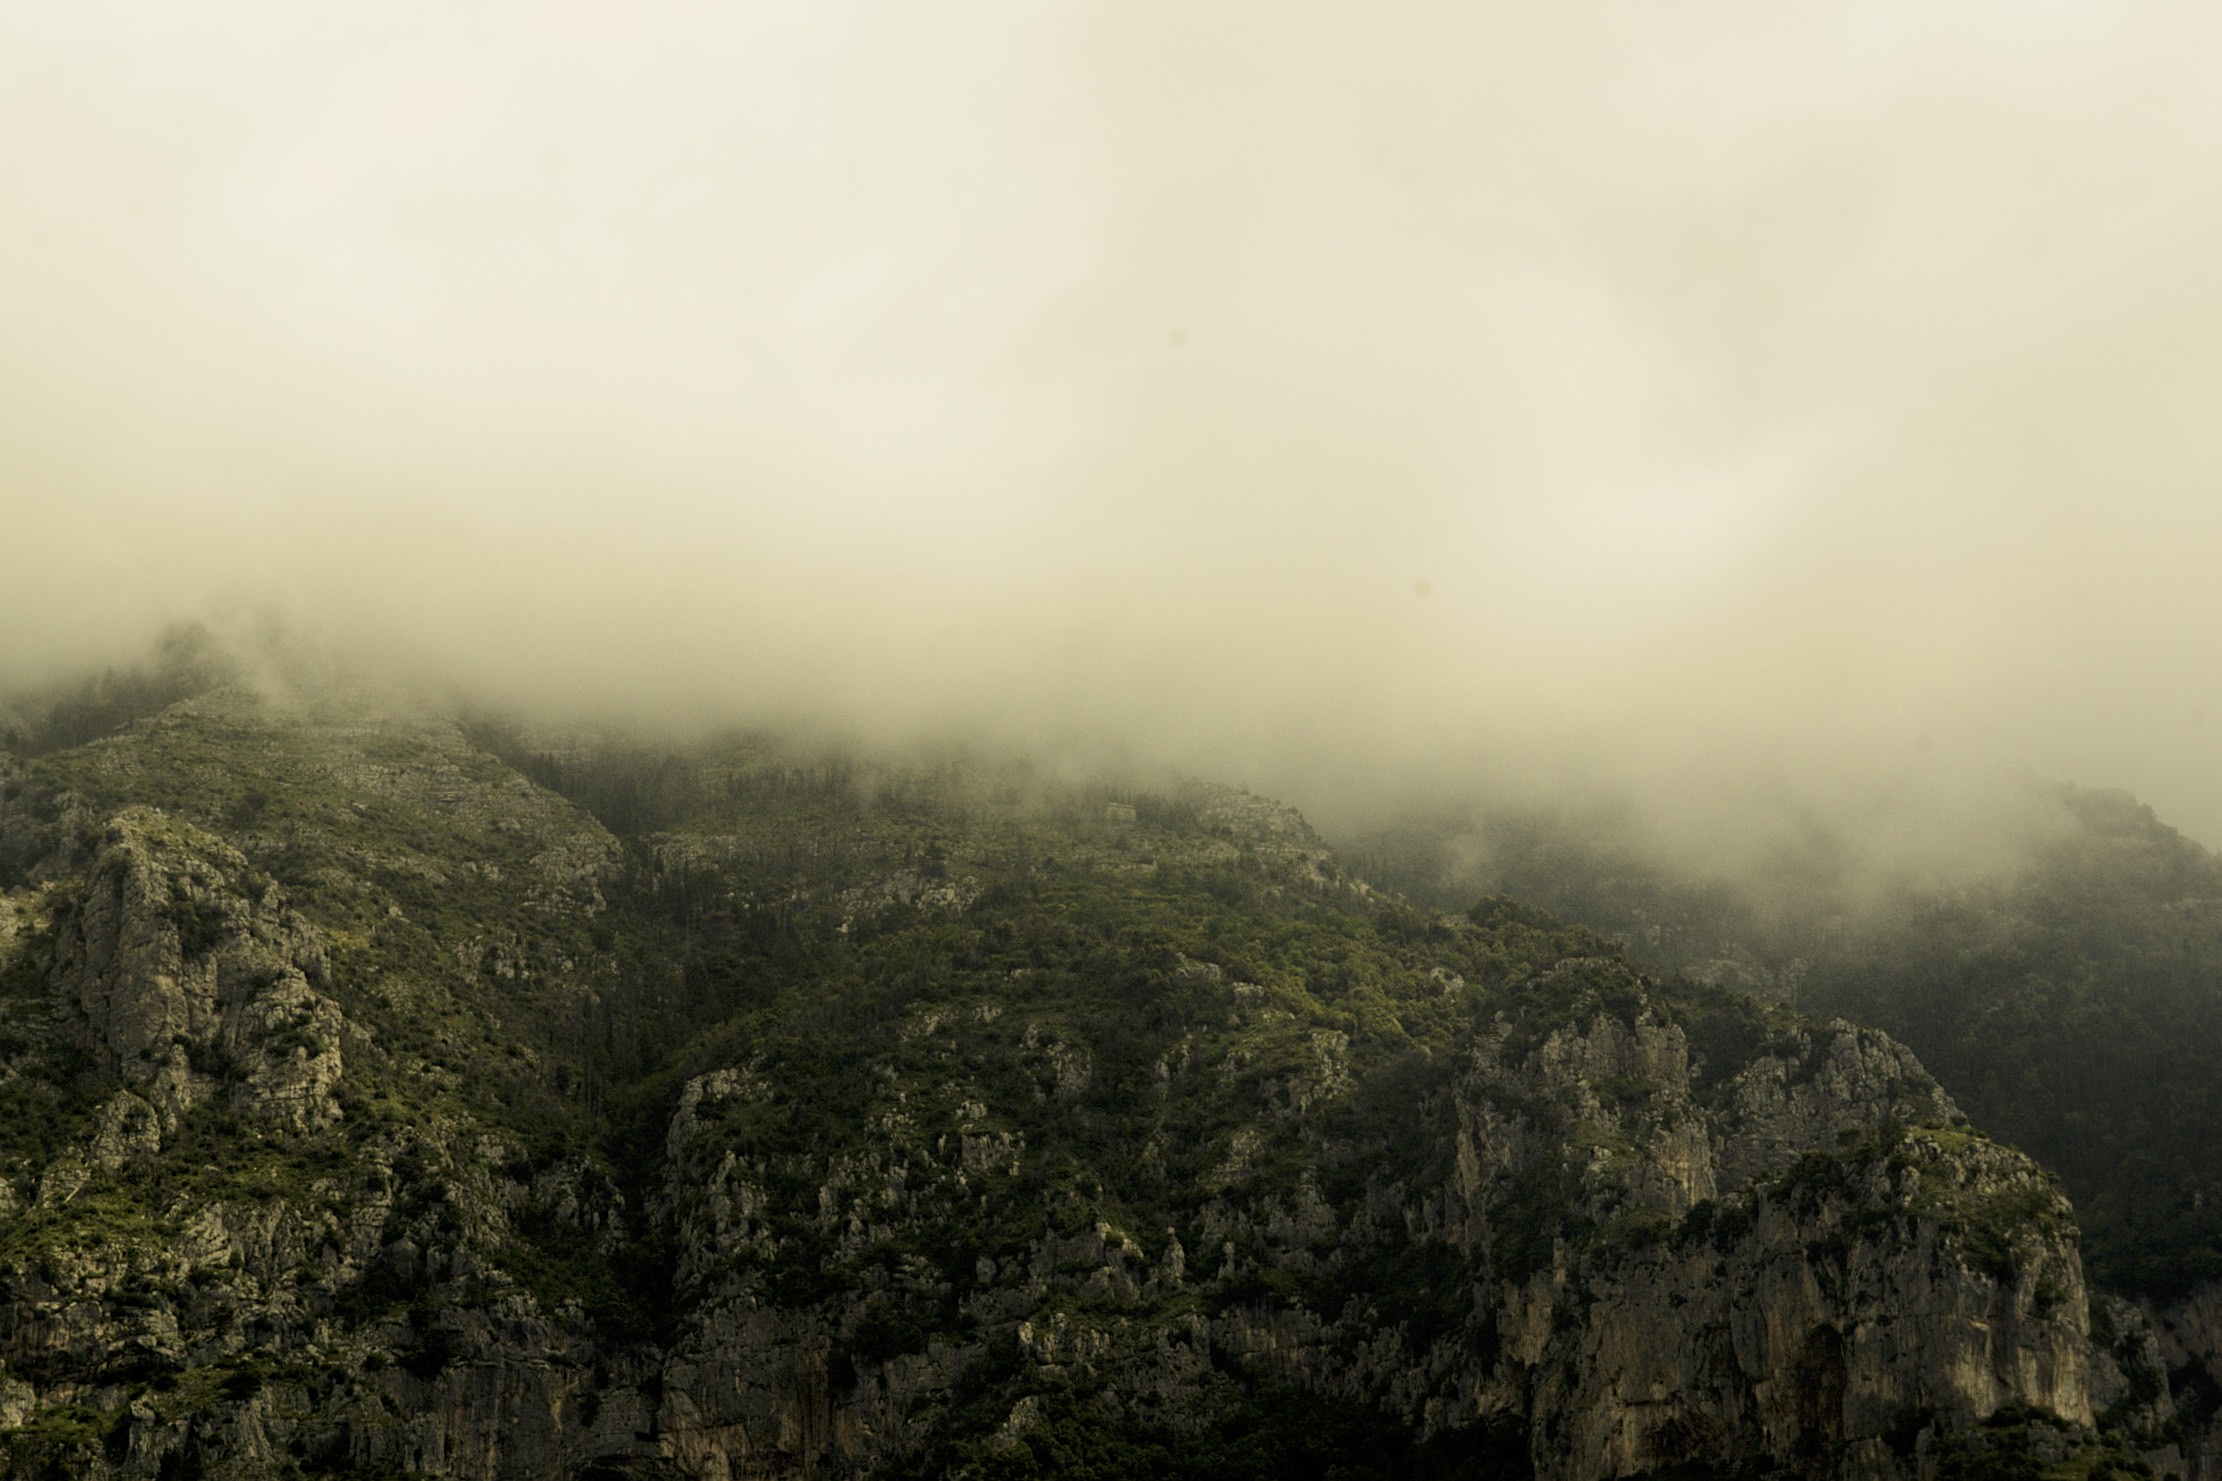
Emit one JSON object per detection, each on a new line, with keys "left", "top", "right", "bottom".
{"left": 0, "top": 674, "right": 2137, "bottom": 1476}
{"left": 1931, "top": 1404, "right": 2156, "bottom": 1481}
{"left": 0, "top": 624, "right": 229, "bottom": 760}
{"left": 0, "top": 1401, "right": 122, "bottom": 1479}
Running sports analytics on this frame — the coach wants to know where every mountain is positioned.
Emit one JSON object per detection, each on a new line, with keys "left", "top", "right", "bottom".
{"left": 0, "top": 681, "right": 2183, "bottom": 1479}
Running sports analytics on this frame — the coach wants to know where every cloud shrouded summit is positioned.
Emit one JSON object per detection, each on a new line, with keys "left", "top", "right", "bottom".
{"left": 6, "top": 2, "right": 2221, "bottom": 849}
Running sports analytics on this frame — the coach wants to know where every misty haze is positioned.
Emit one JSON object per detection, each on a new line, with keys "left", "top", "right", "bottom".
{"left": 4, "top": 5, "right": 2221, "bottom": 1479}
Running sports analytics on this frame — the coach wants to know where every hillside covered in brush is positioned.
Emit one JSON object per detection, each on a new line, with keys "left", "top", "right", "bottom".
{"left": 0, "top": 665, "right": 2189, "bottom": 1480}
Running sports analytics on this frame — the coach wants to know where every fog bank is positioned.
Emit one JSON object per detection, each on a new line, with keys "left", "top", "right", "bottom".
{"left": 6, "top": 3, "right": 2220, "bottom": 861}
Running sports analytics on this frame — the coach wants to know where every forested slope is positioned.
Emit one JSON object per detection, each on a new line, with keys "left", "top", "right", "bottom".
{"left": 0, "top": 671, "right": 2174, "bottom": 1479}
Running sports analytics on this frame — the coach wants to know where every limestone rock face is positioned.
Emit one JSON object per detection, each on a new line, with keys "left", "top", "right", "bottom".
{"left": 1412, "top": 1008, "right": 2088, "bottom": 1480}
{"left": 51, "top": 808, "right": 344, "bottom": 1131}
{"left": 634, "top": 981, "right": 2095, "bottom": 1481}
{"left": 2137, "top": 1282, "right": 2222, "bottom": 1481}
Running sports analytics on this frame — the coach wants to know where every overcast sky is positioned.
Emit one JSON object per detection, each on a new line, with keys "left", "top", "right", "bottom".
{"left": 5, "top": 3, "right": 2221, "bottom": 854}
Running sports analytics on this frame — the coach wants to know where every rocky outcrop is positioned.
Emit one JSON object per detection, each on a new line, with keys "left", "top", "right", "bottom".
{"left": 637, "top": 970, "right": 2097, "bottom": 1481}
{"left": 1413, "top": 1006, "right": 2086, "bottom": 1479}
{"left": 51, "top": 808, "right": 344, "bottom": 1132}
{"left": 2128, "top": 1282, "right": 2222, "bottom": 1481}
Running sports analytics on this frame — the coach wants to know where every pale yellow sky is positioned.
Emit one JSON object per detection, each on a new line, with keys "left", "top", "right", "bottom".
{"left": 5, "top": 3, "right": 2221, "bottom": 850}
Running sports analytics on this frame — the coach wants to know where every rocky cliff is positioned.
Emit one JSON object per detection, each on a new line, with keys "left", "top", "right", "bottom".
{"left": 0, "top": 689, "right": 2173, "bottom": 1479}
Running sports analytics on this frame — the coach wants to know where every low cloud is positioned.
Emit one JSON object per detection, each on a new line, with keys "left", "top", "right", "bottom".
{"left": 6, "top": 2, "right": 2220, "bottom": 863}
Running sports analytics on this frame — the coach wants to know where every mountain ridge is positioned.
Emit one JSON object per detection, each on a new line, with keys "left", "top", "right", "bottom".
{"left": 0, "top": 682, "right": 2193, "bottom": 1479}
